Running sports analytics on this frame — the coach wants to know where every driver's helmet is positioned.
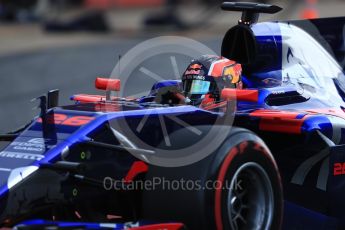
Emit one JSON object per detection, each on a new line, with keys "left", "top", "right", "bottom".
{"left": 182, "top": 55, "right": 242, "bottom": 105}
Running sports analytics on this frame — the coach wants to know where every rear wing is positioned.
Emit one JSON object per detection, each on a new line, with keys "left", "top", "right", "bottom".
{"left": 221, "top": 2, "right": 282, "bottom": 25}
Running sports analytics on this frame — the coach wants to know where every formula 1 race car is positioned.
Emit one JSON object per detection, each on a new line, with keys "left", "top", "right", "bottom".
{"left": 1, "top": 2, "right": 345, "bottom": 230}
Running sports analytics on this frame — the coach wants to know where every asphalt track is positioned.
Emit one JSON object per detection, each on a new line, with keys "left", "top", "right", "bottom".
{"left": 0, "top": 37, "right": 221, "bottom": 133}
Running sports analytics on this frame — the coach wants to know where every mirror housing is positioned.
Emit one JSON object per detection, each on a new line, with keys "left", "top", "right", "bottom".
{"left": 95, "top": 77, "right": 121, "bottom": 101}
{"left": 221, "top": 88, "right": 258, "bottom": 103}
{"left": 95, "top": 77, "right": 121, "bottom": 92}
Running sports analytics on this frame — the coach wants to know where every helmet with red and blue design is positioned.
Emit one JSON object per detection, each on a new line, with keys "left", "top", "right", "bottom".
{"left": 182, "top": 55, "right": 242, "bottom": 106}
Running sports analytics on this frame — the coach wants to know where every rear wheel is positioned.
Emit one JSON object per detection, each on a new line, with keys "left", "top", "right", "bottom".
{"left": 141, "top": 127, "right": 283, "bottom": 230}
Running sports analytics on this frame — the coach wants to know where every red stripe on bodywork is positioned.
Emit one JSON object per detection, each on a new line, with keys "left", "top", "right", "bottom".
{"left": 124, "top": 161, "right": 149, "bottom": 183}
{"left": 250, "top": 110, "right": 308, "bottom": 134}
{"left": 72, "top": 94, "right": 107, "bottom": 103}
{"left": 94, "top": 103, "right": 122, "bottom": 112}
{"left": 221, "top": 89, "right": 258, "bottom": 103}
{"left": 72, "top": 94, "right": 137, "bottom": 103}
{"left": 71, "top": 94, "right": 125, "bottom": 103}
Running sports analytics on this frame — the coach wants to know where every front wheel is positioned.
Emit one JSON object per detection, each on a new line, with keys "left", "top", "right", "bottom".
{"left": 217, "top": 143, "right": 279, "bottom": 230}
{"left": 141, "top": 127, "right": 283, "bottom": 230}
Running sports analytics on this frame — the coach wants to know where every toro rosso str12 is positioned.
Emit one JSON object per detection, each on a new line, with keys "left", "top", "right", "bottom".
{"left": 1, "top": 2, "right": 345, "bottom": 230}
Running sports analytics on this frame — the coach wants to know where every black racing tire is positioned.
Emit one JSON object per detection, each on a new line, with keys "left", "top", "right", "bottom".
{"left": 141, "top": 126, "right": 283, "bottom": 230}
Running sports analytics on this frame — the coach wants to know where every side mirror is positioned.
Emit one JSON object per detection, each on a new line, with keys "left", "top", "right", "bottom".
{"left": 221, "top": 88, "right": 258, "bottom": 103}
{"left": 95, "top": 77, "right": 121, "bottom": 101}
{"left": 95, "top": 77, "right": 121, "bottom": 91}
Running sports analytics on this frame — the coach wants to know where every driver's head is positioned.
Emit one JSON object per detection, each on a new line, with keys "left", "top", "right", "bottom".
{"left": 182, "top": 55, "right": 242, "bottom": 105}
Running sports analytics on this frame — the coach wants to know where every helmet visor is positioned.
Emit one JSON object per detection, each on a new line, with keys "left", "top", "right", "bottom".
{"left": 190, "top": 80, "right": 211, "bottom": 94}
{"left": 183, "top": 78, "right": 211, "bottom": 96}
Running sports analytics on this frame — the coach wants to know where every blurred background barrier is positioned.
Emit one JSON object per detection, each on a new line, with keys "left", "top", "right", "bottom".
{"left": 0, "top": 0, "right": 323, "bottom": 31}
{"left": 85, "top": 0, "right": 164, "bottom": 8}
{"left": 301, "top": 0, "right": 319, "bottom": 19}
{"left": 0, "top": 0, "right": 343, "bottom": 132}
